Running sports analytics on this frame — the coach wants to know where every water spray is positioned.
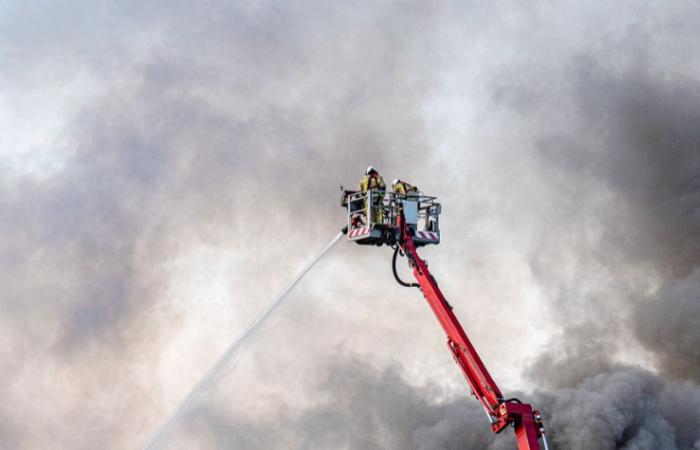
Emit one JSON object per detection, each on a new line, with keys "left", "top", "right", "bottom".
{"left": 143, "top": 231, "right": 344, "bottom": 449}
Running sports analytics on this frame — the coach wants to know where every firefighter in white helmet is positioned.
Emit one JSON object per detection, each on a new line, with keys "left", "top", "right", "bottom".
{"left": 392, "top": 178, "right": 419, "bottom": 197}
{"left": 359, "top": 166, "right": 386, "bottom": 225}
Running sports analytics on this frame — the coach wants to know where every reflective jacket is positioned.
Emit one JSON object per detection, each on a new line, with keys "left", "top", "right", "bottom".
{"left": 393, "top": 180, "right": 418, "bottom": 196}
{"left": 360, "top": 174, "right": 386, "bottom": 192}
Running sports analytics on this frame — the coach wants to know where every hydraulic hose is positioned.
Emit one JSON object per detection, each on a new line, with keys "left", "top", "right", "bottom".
{"left": 392, "top": 246, "right": 420, "bottom": 288}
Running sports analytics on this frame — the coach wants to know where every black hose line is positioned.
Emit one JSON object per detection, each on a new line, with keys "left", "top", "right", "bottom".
{"left": 392, "top": 246, "right": 420, "bottom": 288}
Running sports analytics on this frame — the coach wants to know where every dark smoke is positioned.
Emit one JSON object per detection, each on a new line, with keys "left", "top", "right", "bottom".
{"left": 535, "top": 368, "right": 700, "bottom": 449}
{"left": 2, "top": 1, "right": 700, "bottom": 449}
{"left": 166, "top": 356, "right": 508, "bottom": 450}
{"left": 522, "top": 43, "right": 700, "bottom": 449}
{"left": 156, "top": 355, "right": 700, "bottom": 450}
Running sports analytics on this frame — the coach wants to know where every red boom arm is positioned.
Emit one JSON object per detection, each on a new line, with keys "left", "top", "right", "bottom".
{"left": 397, "top": 216, "right": 545, "bottom": 450}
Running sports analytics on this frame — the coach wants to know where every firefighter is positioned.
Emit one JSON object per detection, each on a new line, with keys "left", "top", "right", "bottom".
{"left": 392, "top": 178, "right": 419, "bottom": 197}
{"left": 360, "top": 166, "right": 386, "bottom": 192}
{"left": 359, "top": 166, "right": 386, "bottom": 225}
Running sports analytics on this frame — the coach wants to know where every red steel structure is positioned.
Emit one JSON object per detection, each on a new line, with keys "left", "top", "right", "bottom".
{"left": 396, "top": 215, "right": 546, "bottom": 450}
{"left": 342, "top": 189, "right": 549, "bottom": 450}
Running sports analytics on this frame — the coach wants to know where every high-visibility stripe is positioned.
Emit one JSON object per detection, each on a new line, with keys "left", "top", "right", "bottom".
{"left": 348, "top": 227, "right": 370, "bottom": 238}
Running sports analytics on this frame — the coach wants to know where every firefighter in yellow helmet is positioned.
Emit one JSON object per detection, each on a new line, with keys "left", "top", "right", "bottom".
{"left": 359, "top": 166, "right": 386, "bottom": 225}
{"left": 392, "top": 178, "right": 419, "bottom": 197}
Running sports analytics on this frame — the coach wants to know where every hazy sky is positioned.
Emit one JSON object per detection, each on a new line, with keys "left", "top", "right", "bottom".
{"left": 2, "top": 1, "right": 700, "bottom": 449}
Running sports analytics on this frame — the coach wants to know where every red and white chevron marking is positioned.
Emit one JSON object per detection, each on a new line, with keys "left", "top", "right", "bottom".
{"left": 348, "top": 227, "right": 370, "bottom": 238}
{"left": 415, "top": 231, "right": 439, "bottom": 240}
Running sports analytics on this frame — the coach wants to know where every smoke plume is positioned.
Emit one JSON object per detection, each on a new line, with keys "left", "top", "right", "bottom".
{"left": 2, "top": 1, "right": 700, "bottom": 449}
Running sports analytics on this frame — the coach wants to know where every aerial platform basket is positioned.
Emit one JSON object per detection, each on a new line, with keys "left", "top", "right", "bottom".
{"left": 340, "top": 188, "right": 441, "bottom": 247}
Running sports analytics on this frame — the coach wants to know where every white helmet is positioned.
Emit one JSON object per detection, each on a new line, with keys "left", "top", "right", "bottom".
{"left": 392, "top": 179, "right": 400, "bottom": 186}
{"left": 366, "top": 165, "right": 378, "bottom": 175}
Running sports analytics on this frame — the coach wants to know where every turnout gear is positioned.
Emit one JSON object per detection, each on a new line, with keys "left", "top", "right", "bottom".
{"left": 392, "top": 179, "right": 418, "bottom": 196}
{"left": 360, "top": 173, "right": 386, "bottom": 192}
{"left": 359, "top": 167, "right": 386, "bottom": 225}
